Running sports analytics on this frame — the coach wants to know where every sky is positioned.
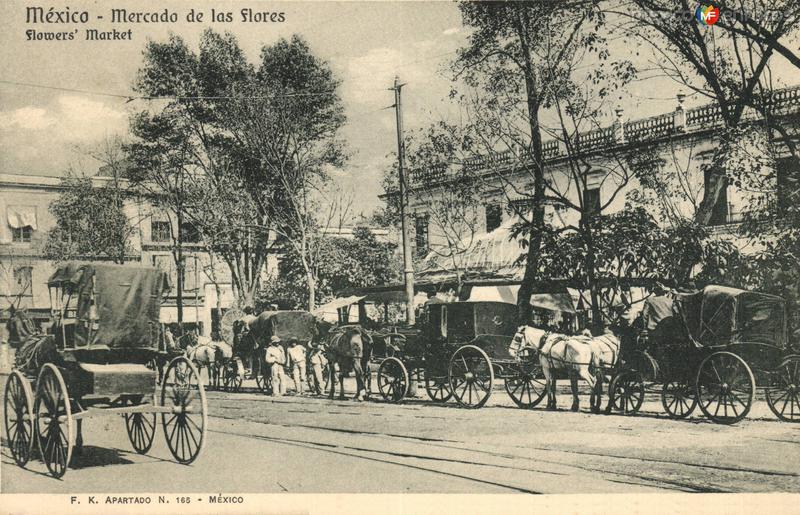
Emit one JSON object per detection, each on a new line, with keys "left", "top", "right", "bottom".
{"left": 2, "top": 0, "right": 799, "bottom": 218}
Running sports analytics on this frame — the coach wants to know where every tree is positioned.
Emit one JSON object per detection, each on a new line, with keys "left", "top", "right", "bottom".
{"left": 43, "top": 170, "right": 135, "bottom": 264}
{"left": 224, "top": 35, "right": 347, "bottom": 310}
{"left": 260, "top": 227, "right": 400, "bottom": 309}
{"left": 127, "top": 31, "right": 345, "bottom": 311}
{"left": 452, "top": 0, "right": 606, "bottom": 323}
{"left": 618, "top": 0, "right": 800, "bottom": 280}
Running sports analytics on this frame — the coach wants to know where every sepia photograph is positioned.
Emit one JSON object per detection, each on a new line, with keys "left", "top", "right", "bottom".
{"left": 0, "top": 0, "right": 799, "bottom": 513}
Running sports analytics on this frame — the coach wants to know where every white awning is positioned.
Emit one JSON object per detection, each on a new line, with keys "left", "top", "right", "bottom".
{"left": 312, "top": 295, "right": 366, "bottom": 316}
{"left": 7, "top": 206, "right": 37, "bottom": 230}
{"left": 468, "top": 285, "right": 520, "bottom": 304}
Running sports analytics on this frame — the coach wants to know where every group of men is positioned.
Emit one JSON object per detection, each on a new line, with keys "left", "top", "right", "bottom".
{"left": 261, "top": 334, "right": 329, "bottom": 397}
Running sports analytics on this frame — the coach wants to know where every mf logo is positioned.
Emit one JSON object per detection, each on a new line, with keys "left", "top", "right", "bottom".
{"left": 695, "top": 4, "right": 720, "bottom": 25}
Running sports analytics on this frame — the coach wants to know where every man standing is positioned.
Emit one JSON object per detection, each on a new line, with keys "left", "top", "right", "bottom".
{"left": 307, "top": 341, "right": 328, "bottom": 395}
{"left": 264, "top": 335, "right": 287, "bottom": 396}
{"left": 287, "top": 338, "right": 307, "bottom": 395}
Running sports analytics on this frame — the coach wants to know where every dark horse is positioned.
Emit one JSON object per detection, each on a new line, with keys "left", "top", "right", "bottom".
{"left": 320, "top": 323, "right": 373, "bottom": 401}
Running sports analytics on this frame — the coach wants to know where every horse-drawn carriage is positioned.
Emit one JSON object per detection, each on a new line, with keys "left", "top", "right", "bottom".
{"left": 224, "top": 310, "right": 317, "bottom": 393}
{"left": 375, "top": 301, "right": 548, "bottom": 409}
{"left": 3, "top": 262, "right": 207, "bottom": 478}
{"left": 632, "top": 285, "right": 798, "bottom": 424}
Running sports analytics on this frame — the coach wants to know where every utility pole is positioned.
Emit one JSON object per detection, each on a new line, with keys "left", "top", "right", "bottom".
{"left": 391, "top": 75, "right": 415, "bottom": 325}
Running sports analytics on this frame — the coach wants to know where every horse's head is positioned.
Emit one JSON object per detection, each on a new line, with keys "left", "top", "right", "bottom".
{"left": 510, "top": 325, "right": 547, "bottom": 358}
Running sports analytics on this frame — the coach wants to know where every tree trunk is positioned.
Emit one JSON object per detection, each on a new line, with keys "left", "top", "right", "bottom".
{"left": 307, "top": 273, "right": 316, "bottom": 311}
{"left": 513, "top": 9, "right": 547, "bottom": 326}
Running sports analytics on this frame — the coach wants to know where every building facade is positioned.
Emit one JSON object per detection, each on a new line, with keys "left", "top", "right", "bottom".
{"left": 0, "top": 173, "right": 241, "bottom": 336}
{"left": 400, "top": 86, "right": 800, "bottom": 282}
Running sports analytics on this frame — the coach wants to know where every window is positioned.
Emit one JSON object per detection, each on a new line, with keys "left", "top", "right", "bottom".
{"left": 415, "top": 214, "right": 429, "bottom": 256}
{"left": 777, "top": 157, "right": 800, "bottom": 214}
{"left": 180, "top": 222, "right": 200, "bottom": 244}
{"left": 7, "top": 206, "right": 37, "bottom": 243}
{"left": 12, "top": 226, "right": 32, "bottom": 243}
{"left": 583, "top": 187, "right": 601, "bottom": 218}
{"left": 708, "top": 182, "right": 729, "bottom": 225}
{"left": 13, "top": 266, "right": 32, "bottom": 297}
{"left": 485, "top": 204, "right": 503, "bottom": 232}
{"left": 508, "top": 198, "right": 534, "bottom": 217}
{"left": 151, "top": 221, "right": 171, "bottom": 243}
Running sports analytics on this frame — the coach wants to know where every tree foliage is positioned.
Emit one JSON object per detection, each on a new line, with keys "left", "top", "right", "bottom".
{"left": 43, "top": 174, "right": 135, "bottom": 264}
{"left": 259, "top": 228, "right": 400, "bottom": 309}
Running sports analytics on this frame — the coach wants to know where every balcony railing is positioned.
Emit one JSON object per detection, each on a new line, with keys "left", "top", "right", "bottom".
{"left": 407, "top": 84, "right": 800, "bottom": 189}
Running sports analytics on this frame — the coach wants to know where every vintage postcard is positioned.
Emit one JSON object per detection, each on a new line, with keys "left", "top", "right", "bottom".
{"left": 1, "top": 1, "right": 799, "bottom": 513}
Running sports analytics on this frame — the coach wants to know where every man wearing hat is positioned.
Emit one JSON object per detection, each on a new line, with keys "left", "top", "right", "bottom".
{"left": 264, "top": 335, "right": 287, "bottom": 396}
{"left": 307, "top": 340, "right": 328, "bottom": 395}
{"left": 287, "top": 338, "right": 307, "bottom": 395}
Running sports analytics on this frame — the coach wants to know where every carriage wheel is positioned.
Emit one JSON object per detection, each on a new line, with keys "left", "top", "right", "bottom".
{"left": 608, "top": 370, "right": 645, "bottom": 415}
{"left": 377, "top": 357, "right": 409, "bottom": 402}
{"left": 423, "top": 368, "right": 452, "bottom": 402}
{"left": 696, "top": 351, "right": 755, "bottom": 425}
{"left": 449, "top": 345, "right": 494, "bottom": 409}
{"left": 222, "top": 361, "right": 243, "bottom": 393}
{"left": 161, "top": 356, "right": 207, "bottom": 464}
{"left": 255, "top": 373, "right": 271, "bottom": 394}
{"left": 504, "top": 356, "right": 546, "bottom": 409}
{"left": 766, "top": 355, "right": 800, "bottom": 422}
{"left": 124, "top": 412, "right": 156, "bottom": 454}
{"left": 34, "top": 364, "right": 73, "bottom": 478}
{"left": 4, "top": 370, "right": 35, "bottom": 467}
{"left": 661, "top": 378, "right": 697, "bottom": 419}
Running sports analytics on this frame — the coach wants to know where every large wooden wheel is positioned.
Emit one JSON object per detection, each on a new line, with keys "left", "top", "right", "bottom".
{"left": 661, "top": 378, "right": 697, "bottom": 419}
{"left": 423, "top": 367, "right": 452, "bottom": 402}
{"left": 377, "top": 357, "right": 409, "bottom": 402}
{"left": 608, "top": 370, "right": 645, "bottom": 415}
{"left": 766, "top": 355, "right": 800, "bottom": 422}
{"left": 125, "top": 412, "right": 157, "bottom": 454}
{"left": 504, "top": 353, "right": 546, "bottom": 409}
{"left": 222, "top": 360, "right": 243, "bottom": 393}
{"left": 449, "top": 345, "right": 494, "bottom": 409}
{"left": 4, "top": 370, "right": 35, "bottom": 467}
{"left": 696, "top": 351, "right": 755, "bottom": 425}
{"left": 34, "top": 364, "right": 73, "bottom": 478}
{"left": 255, "top": 372, "right": 271, "bottom": 394}
{"left": 160, "top": 356, "right": 207, "bottom": 464}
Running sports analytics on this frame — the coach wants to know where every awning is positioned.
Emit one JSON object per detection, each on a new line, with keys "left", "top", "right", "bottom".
{"left": 530, "top": 293, "right": 577, "bottom": 313}
{"left": 7, "top": 206, "right": 37, "bottom": 230}
{"left": 468, "top": 285, "right": 520, "bottom": 304}
{"left": 312, "top": 295, "right": 365, "bottom": 316}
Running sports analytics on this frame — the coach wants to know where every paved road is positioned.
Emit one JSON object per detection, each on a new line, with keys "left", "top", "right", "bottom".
{"left": 2, "top": 376, "right": 799, "bottom": 494}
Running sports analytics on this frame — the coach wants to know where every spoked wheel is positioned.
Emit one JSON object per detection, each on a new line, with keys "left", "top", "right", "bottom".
{"left": 608, "top": 370, "right": 645, "bottom": 415}
{"left": 377, "top": 357, "right": 409, "bottom": 402}
{"left": 34, "top": 364, "right": 73, "bottom": 478}
{"left": 4, "top": 370, "right": 35, "bottom": 467}
{"left": 766, "top": 355, "right": 800, "bottom": 422}
{"left": 423, "top": 367, "right": 452, "bottom": 402}
{"left": 222, "top": 361, "right": 243, "bottom": 393}
{"left": 124, "top": 412, "right": 157, "bottom": 454}
{"left": 504, "top": 355, "right": 546, "bottom": 409}
{"left": 255, "top": 371, "right": 272, "bottom": 395}
{"left": 161, "top": 356, "right": 207, "bottom": 464}
{"left": 696, "top": 351, "right": 755, "bottom": 425}
{"left": 661, "top": 378, "right": 697, "bottom": 419}
{"left": 449, "top": 345, "right": 495, "bottom": 409}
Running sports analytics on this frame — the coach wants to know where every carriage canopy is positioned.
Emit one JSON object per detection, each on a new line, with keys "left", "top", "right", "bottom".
{"left": 248, "top": 310, "right": 317, "bottom": 342}
{"left": 676, "top": 285, "right": 787, "bottom": 349}
{"left": 47, "top": 262, "right": 170, "bottom": 350}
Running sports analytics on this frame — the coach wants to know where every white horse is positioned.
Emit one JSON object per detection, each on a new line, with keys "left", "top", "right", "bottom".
{"left": 510, "top": 326, "right": 620, "bottom": 412}
{"left": 186, "top": 335, "right": 235, "bottom": 389}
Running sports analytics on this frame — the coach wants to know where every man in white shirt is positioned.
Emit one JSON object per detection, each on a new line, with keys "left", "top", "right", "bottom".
{"left": 287, "top": 338, "right": 307, "bottom": 395}
{"left": 264, "top": 335, "right": 287, "bottom": 396}
{"left": 307, "top": 341, "right": 328, "bottom": 395}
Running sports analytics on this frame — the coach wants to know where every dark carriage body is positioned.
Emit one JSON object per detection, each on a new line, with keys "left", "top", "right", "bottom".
{"left": 425, "top": 301, "right": 519, "bottom": 358}
{"left": 17, "top": 262, "right": 172, "bottom": 398}
{"left": 248, "top": 310, "right": 317, "bottom": 344}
